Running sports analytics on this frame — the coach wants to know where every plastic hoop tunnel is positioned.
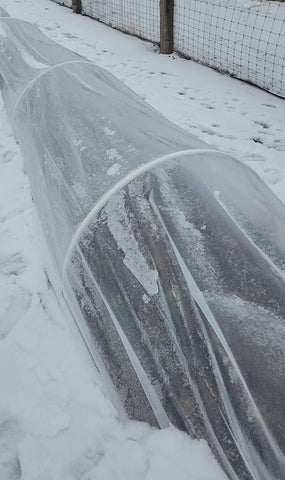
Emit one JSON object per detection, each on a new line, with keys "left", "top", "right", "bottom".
{"left": 0, "top": 9, "right": 285, "bottom": 480}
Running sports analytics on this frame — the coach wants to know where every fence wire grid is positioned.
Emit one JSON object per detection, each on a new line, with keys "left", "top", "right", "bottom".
{"left": 81, "top": 0, "right": 159, "bottom": 42}
{"left": 174, "top": 0, "right": 285, "bottom": 97}
{"left": 52, "top": 0, "right": 285, "bottom": 97}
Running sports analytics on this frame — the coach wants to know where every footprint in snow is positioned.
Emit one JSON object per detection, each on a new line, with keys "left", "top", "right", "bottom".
{"left": 0, "top": 150, "right": 17, "bottom": 164}
{"left": 262, "top": 103, "right": 276, "bottom": 109}
{"left": 63, "top": 32, "right": 78, "bottom": 39}
{"left": 267, "top": 140, "right": 285, "bottom": 151}
{"left": 251, "top": 137, "right": 264, "bottom": 144}
{"left": 201, "top": 103, "right": 215, "bottom": 110}
{"left": 254, "top": 120, "right": 269, "bottom": 129}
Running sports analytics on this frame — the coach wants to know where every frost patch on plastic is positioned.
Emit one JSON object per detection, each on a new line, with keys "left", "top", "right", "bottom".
{"left": 103, "top": 127, "right": 115, "bottom": 136}
{"left": 106, "top": 190, "right": 159, "bottom": 296}
{"left": 14, "top": 43, "right": 48, "bottom": 70}
{"left": 107, "top": 163, "right": 121, "bottom": 176}
{"left": 156, "top": 168, "right": 217, "bottom": 288}
{"left": 106, "top": 148, "right": 123, "bottom": 163}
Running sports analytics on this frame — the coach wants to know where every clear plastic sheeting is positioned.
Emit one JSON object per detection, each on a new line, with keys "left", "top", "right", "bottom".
{"left": 0, "top": 10, "right": 285, "bottom": 480}
{"left": 0, "top": 15, "right": 205, "bottom": 270}
{"left": 66, "top": 151, "right": 285, "bottom": 480}
{"left": 0, "top": 17, "right": 83, "bottom": 118}
{"left": 0, "top": 6, "right": 9, "bottom": 16}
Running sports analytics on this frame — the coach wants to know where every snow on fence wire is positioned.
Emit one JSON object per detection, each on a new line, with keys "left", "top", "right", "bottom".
{"left": 81, "top": 0, "right": 160, "bottom": 42}
{"left": 51, "top": 0, "right": 285, "bottom": 97}
{"left": 174, "top": 0, "right": 285, "bottom": 97}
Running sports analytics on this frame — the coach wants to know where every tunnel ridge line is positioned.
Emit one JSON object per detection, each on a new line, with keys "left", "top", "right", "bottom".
{"left": 11, "top": 60, "right": 93, "bottom": 131}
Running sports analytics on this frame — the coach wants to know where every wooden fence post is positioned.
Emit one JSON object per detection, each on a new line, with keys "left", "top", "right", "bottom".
{"left": 160, "top": 0, "right": 174, "bottom": 54}
{"left": 72, "top": 0, "right": 82, "bottom": 14}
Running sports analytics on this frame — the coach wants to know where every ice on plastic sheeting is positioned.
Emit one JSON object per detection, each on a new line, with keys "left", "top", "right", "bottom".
{"left": 103, "top": 127, "right": 115, "bottom": 136}
{"left": 106, "top": 189, "right": 159, "bottom": 296}
{"left": 107, "top": 163, "right": 121, "bottom": 176}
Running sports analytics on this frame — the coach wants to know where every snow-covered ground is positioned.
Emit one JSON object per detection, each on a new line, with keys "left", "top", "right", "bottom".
{"left": 0, "top": 0, "right": 284, "bottom": 478}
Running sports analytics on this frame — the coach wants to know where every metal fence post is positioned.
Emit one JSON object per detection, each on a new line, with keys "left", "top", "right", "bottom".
{"left": 160, "top": 0, "right": 174, "bottom": 54}
{"left": 72, "top": 0, "right": 82, "bottom": 14}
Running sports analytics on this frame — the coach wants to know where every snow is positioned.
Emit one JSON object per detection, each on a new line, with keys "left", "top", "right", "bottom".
{"left": 107, "top": 163, "right": 121, "bottom": 175}
{"left": 106, "top": 148, "right": 123, "bottom": 163}
{"left": 0, "top": 0, "right": 284, "bottom": 479}
{"left": 104, "top": 127, "right": 115, "bottom": 136}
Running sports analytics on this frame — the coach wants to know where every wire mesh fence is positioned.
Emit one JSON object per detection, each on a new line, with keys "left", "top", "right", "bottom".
{"left": 174, "top": 0, "right": 285, "bottom": 97}
{"left": 51, "top": 0, "right": 285, "bottom": 97}
{"left": 81, "top": 0, "right": 160, "bottom": 42}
